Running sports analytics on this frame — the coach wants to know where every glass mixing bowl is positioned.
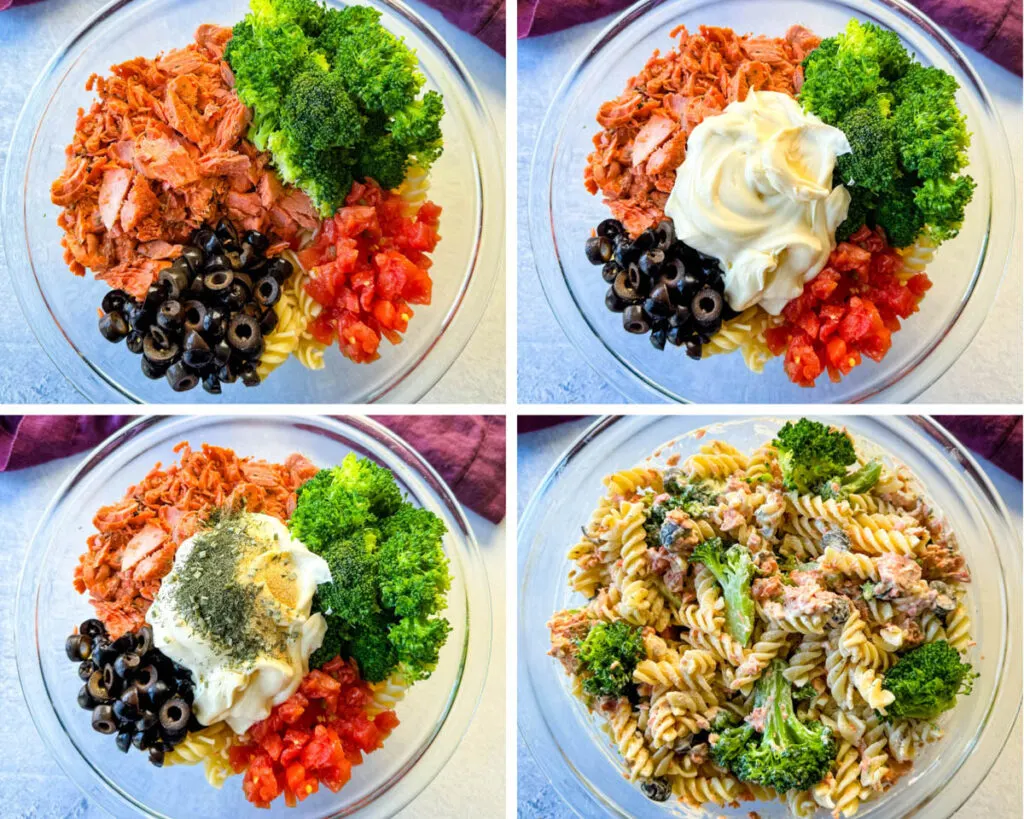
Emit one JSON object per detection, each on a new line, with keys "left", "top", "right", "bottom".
{"left": 16, "top": 415, "right": 491, "bottom": 817}
{"left": 2, "top": 0, "right": 503, "bottom": 404}
{"left": 528, "top": 0, "right": 1014, "bottom": 403}
{"left": 518, "top": 415, "right": 1021, "bottom": 817}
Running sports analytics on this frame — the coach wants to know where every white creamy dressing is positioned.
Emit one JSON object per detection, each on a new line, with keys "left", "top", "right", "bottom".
{"left": 665, "top": 91, "right": 852, "bottom": 315}
{"left": 149, "top": 512, "right": 331, "bottom": 734}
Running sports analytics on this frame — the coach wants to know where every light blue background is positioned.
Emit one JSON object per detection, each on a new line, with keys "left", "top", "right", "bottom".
{"left": 516, "top": 417, "right": 1023, "bottom": 817}
{"left": 516, "top": 17, "right": 1023, "bottom": 404}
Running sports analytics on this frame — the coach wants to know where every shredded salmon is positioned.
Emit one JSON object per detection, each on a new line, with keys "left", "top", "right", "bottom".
{"left": 584, "top": 24, "right": 821, "bottom": 236}
{"left": 51, "top": 25, "right": 317, "bottom": 299}
{"left": 73, "top": 442, "right": 318, "bottom": 638}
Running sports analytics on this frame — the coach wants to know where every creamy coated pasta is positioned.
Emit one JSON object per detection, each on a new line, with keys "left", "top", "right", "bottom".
{"left": 548, "top": 420, "right": 975, "bottom": 817}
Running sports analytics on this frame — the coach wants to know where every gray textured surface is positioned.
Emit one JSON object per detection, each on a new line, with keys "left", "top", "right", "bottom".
{"left": 516, "top": 418, "right": 1023, "bottom": 817}
{"left": 0, "top": 0, "right": 505, "bottom": 405}
{"left": 516, "top": 19, "right": 1023, "bottom": 405}
{"left": 0, "top": 441, "right": 505, "bottom": 817}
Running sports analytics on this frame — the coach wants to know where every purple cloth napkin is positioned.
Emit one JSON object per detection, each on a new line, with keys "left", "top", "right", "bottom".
{"left": 518, "top": 0, "right": 1023, "bottom": 75}
{"left": 0, "top": 415, "right": 506, "bottom": 523}
{"left": 1, "top": 0, "right": 506, "bottom": 54}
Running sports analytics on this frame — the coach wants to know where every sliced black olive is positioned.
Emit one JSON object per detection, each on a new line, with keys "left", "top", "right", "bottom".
{"left": 641, "top": 777, "right": 671, "bottom": 802}
{"left": 626, "top": 264, "right": 651, "bottom": 298}
{"left": 200, "top": 306, "right": 226, "bottom": 341}
{"left": 180, "top": 245, "right": 204, "bottom": 274}
{"left": 132, "top": 731, "right": 149, "bottom": 751}
{"left": 125, "top": 331, "right": 144, "bottom": 355}
{"left": 159, "top": 263, "right": 190, "bottom": 300}
{"left": 165, "top": 361, "right": 199, "bottom": 393}
{"left": 141, "top": 356, "right": 167, "bottom": 380}
{"left": 666, "top": 325, "right": 689, "bottom": 347}
{"left": 622, "top": 304, "right": 650, "bottom": 334}
{"left": 92, "top": 704, "right": 118, "bottom": 735}
{"left": 234, "top": 271, "right": 253, "bottom": 291}
{"left": 113, "top": 652, "right": 141, "bottom": 679}
{"left": 203, "top": 270, "right": 234, "bottom": 298}
{"left": 238, "top": 361, "right": 261, "bottom": 387}
{"left": 685, "top": 338, "right": 703, "bottom": 360}
{"left": 254, "top": 275, "right": 281, "bottom": 308}
{"left": 224, "top": 281, "right": 249, "bottom": 311}
{"left": 596, "top": 218, "right": 623, "bottom": 238}
{"left": 87, "top": 670, "right": 111, "bottom": 702}
{"left": 147, "top": 325, "right": 172, "bottom": 350}
{"left": 126, "top": 302, "right": 152, "bottom": 333}
{"left": 149, "top": 747, "right": 166, "bottom": 767}
{"left": 241, "top": 301, "right": 262, "bottom": 321}
{"left": 134, "top": 665, "right": 159, "bottom": 690}
{"left": 238, "top": 243, "right": 265, "bottom": 273}
{"left": 211, "top": 339, "right": 232, "bottom": 367}
{"left": 159, "top": 697, "right": 191, "bottom": 734}
{"left": 101, "top": 289, "right": 129, "bottom": 314}
{"left": 634, "top": 228, "right": 657, "bottom": 253}
{"left": 143, "top": 335, "right": 179, "bottom": 366}
{"left": 156, "top": 300, "right": 184, "bottom": 332}
{"left": 243, "top": 230, "right": 269, "bottom": 254}
{"left": 227, "top": 315, "right": 262, "bottom": 357}
{"left": 669, "top": 304, "right": 691, "bottom": 328}
{"left": 143, "top": 284, "right": 166, "bottom": 312}
{"left": 92, "top": 641, "right": 116, "bottom": 669}
{"left": 80, "top": 619, "right": 105, "bottom": 638}
{"left": 145, "top": 680, "right": 171, "bottom": 708}
{"left": 77, "top": 685, "right": 95, "bottom": 710}
{"left": 215, "top": 218, "right": 239, "bottom": 246}
{"left": 66, "top": 634, "right": 87, "bottom": 662}
{"left": 612, "top": 235, "right": 635, "bottom": 267}
{"left": 136, "top": 626, "right": 153, "bottom": 657}
{"left": 225, "top": 251, "right": 242, "bottom": 271}
{"left": 202, "top": 372, "right": 222, "bottom": 395}
{"left": 78, "top": 661, "right": 95, "bottom": 681}
{"left": 182, "top": 301, "right": 207, "bottom": 334}
{"left": 661, "top": 258, "right": 686, "bottom": 290}
{"left": 639, "top": 249, "right": 665, "bottom": 278}
{"left": 98, "top": 311, "right": 129, "bottom": 343}
{"left": 266, "top": 256, "right": 292, "bottom": 283}
{"left": 217, "top": 363, "right": 237, "bottom": 384}
{"left": 195, "top": 228, "right": 222, "bottom": 256}
{"left": 601, "top": 261, "right": 621, "bottom": 284}
{"left": 183, "top": 330, "right": 213, "bottom": 369}
{"left": 189, "top": 276, "right": 205, "bottom": 295}
{"left": 605, "top": 286, "right": 628, "bottom": 313}
{"left": 691, "top": 286, "right": 723, "bottom": 326}
{"left": 113, "top": 696, "right": 139, "bottom": 725}
{"left": 584, "top": 235, "right": 612, "bottom": 265}
{"left": 650, "top": 327, "right": 667, "bottom": 350}
{"left": 654, "top": 220, "right": 676, "bottom": 250}
{"left": 115, "top": 730, "right": 133, "bottom": 754}
{"left": 102, "top": 663, "right": 122, "bottom": 697}
{"left": 260, "top": 308, "right": 279, "bottom": 335}
{"left": 643, "top": 281, "right": 674, "bottom": 317}
{"left": 119, "top": 685, "right": 141, "bottom": 713}
{"left": 612, "top": 270, "right": 642, "bottom": 304}
{"left": 204, "top": 253, "right": 231, "bottom": 275}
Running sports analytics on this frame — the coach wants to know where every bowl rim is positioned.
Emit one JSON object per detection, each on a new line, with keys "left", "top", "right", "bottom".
{"left": 527, "top": 0, "right": 1016, "bottom": 404}
{"left": 1, "top": 0, "right": 504, "bottom": 405}
{"left": 517, "top": 414, "right": 1022, "bottom": 817}
{"left": 15, "top": 414, "right": 493, "bottom": 818}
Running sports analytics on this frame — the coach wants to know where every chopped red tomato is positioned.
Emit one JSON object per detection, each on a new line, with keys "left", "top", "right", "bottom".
{"left": 300, "top": 179, "right": 441, "bottom": 364}
{"left": 231, "top": 656, "right": 398, "bottom": 808}
{"left": 772, "top": 227, "right": 931, "bottom": 387}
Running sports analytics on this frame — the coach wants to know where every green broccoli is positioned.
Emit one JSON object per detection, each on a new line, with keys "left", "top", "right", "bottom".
{"left": 819, "top": 459, "right": 883, "bottom": 501}
{"left": 332, "top": 453, "right": 404, "bottom": 517}
{"left": 893, "top": 65, "right": 970, "bottom": 180}
{"left": 346, "top": 613, "right": 398, "bottom": 682}
{"left": 576, "top": 621, "right": 644, "bottom": 698}
{"left": 800, "top": 19, "right": 909, "bottom": 125}
{"left": 688, "top": 538, "right": 756, "bottom": 646}
{"left": 388, "top": 614, "right": 452, "bottom": 681}
{"left": 835, "top": 104, "right": 901, "bottom": 193}
{"left": 874, "top": 175, "right": 927, "bottom": 248}
{"left": 390, "top": 91, "right": 445, "bottom": 166}
{"left": 916, "top": 174, "right": 976, "bottom": 245}
{"left": 356, "top": 135, "right": 411, "bottom": 192}
{"left": 882, "top": 640, "right": 976, "bottom": 721}
{"left": 289, "top": 468, "right": 374, "bottom": 552}
{"left": 834, "top": 178, "right": 876, "bottom": 243}
{"left": 249, "top": 0, "right": 328, "bottom": 35}
{"left": 313, "top": 530, "right": 380, "bottom": 627}
{"left": 281, "top": 68, "right": 365, "bottom": 152}
{"left": 643, "top": 485, "right": 713, "bottom": 549}
{"left": 773, "top": 419, "right": 857, "bottom": 495}
{"left": 712, "top": 660, "right": 837, "bottom": 792}
{"left": 377, "top": 503, "right": 450, "bottom": 618}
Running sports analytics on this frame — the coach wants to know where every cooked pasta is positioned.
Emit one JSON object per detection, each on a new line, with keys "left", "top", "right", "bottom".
{"left": 164, "top": 722, "right": 238, "bottom": 788}
{"left": 547, "top": 419, "right": 975, "bottom": 816}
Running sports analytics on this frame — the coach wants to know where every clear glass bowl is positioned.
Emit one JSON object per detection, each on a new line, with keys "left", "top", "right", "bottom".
{"left": 2, "top": 0, "right": 503, "bottom": 404}
{"left": 16, "top": 415, "right": 492, "bottom": 817}
{"left": 528, "top": 0, "right": 1015, "bottom": 403}
{"left": 518, "top": 415, "right": 1021, "bottom": 817}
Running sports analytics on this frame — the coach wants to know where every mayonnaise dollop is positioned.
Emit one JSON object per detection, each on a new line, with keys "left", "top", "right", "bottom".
{"left": 664, "top": 90, "right": 852, "bottom": 315}
{"left": 149, "top": 512, "right": 331, "bottom": 734}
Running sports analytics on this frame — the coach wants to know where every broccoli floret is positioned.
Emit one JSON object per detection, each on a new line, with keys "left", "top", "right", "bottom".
{"left": 331, "top": 453, "right": 404, "bottom": 517}
{"left": 390, "top": 91, "right": 445, "bottom": 168}
{"left": 576, "top": 621, "right": 644, "bottom": 698}
{"left": 834, "top": 104, "right": 901, "bottom": 193}
{"left": 688, "top": 538, "right": 756, "bottom": 646}
{"left": 315, "top": 4, "right": 385, "bottom": 53}
{"left": 819, "top": 460, "right": 883, "bottom": 501}
{"left": 281, "top": 68, "right": 365, "bottom": 151}
{"left": 893, "top": 64, "right": 970, "bottom": 181}
{"left": 773, "top": 419, "right": 857, "bottom": 495}
{"left": 314, "top": 530, "right": 380, "bottom": 626}
{"left": 714, "top": 660, "right": 837, "bottom": 793}
{"left": 643, "top": 485, "right": 713, "bottom": 549}
{"left": 874, "top": 175, "right": 927, "bottom": 248}
{"left": 800, "top": 19, "right": 910, "bottom": 125}
{"left": 834, "top": 177, "right": 876, "bottom": 243}
{"left": 882, "top": 640, "right": 976, "bottom": 721}
{"left": 289, "top": 468, "right": 374, "bottom": 552}
{"left": 388, "top": 614, "right": 451, "bottom": 681}
{"left": 356, "top": 135, "right": 411, "bottom": 192}
{"left": 793, "top": 684, "right": 818, "bottom": 701}
{"left": 347, "top": 612, "right": 399, "bottom": 682}
{"left": 916, "top": 174, "right": 976, "bottom": 245}
{"left": 377, "top": 503, "right": 450, "bottom": 618}
{"left": 225, "top": 19, "right": 314, "bottom": 126}
{"left": 249, "top": 0, "right": 328, "bottom": 35}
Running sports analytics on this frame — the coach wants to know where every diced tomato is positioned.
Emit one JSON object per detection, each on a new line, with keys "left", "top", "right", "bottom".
{"left": 301, "top": 670, "right": 343, "bottom": 699}
{"left": 375, "top": 710, "right": 400, "bottom": 735}
{"left": 242, "top": 752, "right": 282, "bottom": 808}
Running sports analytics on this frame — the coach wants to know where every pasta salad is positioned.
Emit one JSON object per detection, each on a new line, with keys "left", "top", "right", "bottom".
{"left": 548, "top": 419, "right": 975, "bottom": 816}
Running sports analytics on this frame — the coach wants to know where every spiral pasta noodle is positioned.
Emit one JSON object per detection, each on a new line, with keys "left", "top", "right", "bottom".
{"left": 164, "top": 722, "right": 238, "bottom": 789}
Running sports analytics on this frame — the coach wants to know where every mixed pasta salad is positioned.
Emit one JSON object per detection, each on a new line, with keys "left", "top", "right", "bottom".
{"left": 68, "top": 443, "right": 451, "bottom": 807}
{"left": 548, "top": 419, "right": 975, "bottom": 816}
{"left": 583, "top": 19, "right": 974, "bottom": 387}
